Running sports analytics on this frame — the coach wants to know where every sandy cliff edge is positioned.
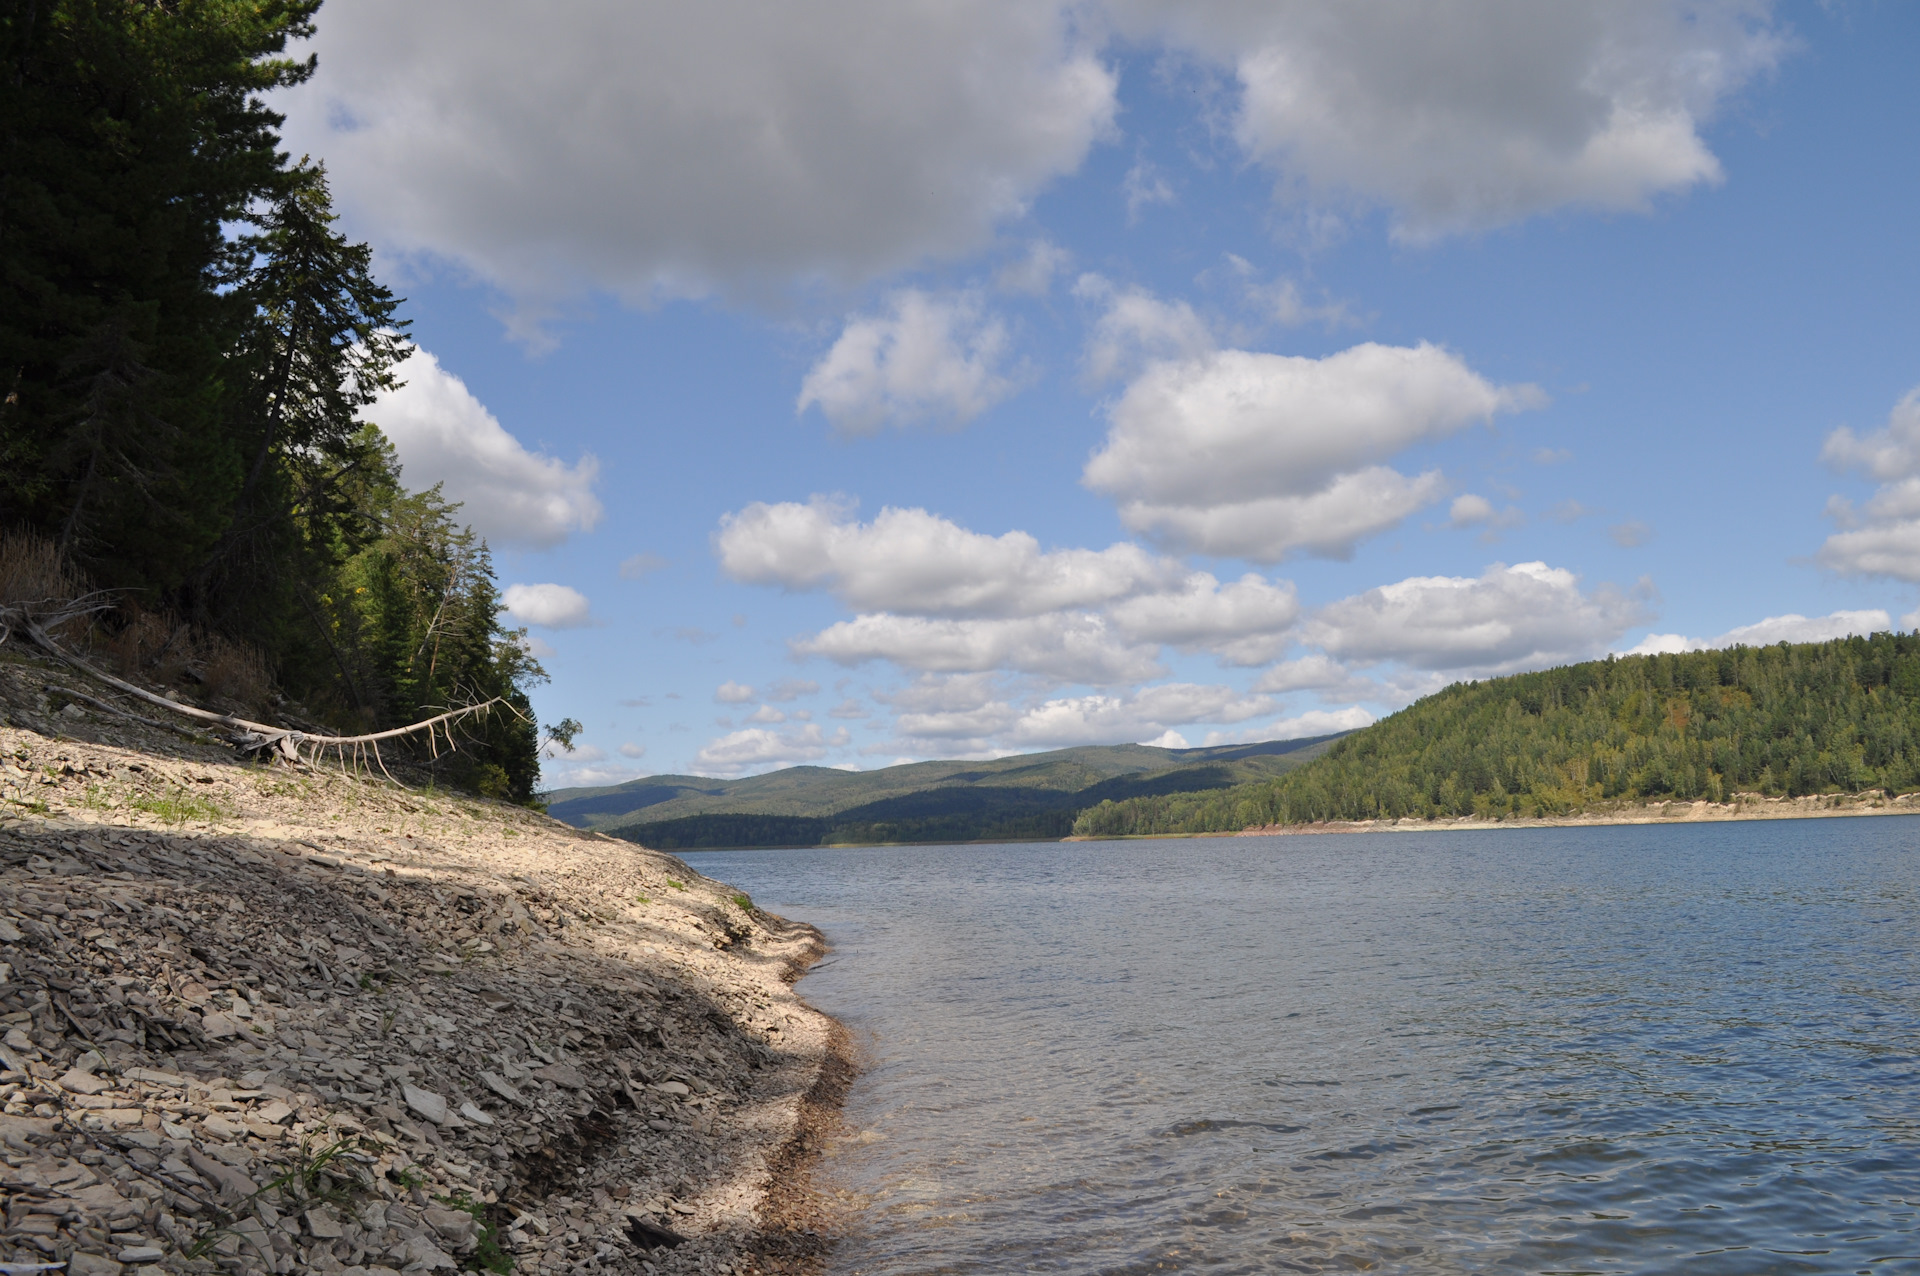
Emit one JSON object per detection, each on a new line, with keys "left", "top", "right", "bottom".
{"left": 0, "top": 645, "right": 848, "bottom": 1276}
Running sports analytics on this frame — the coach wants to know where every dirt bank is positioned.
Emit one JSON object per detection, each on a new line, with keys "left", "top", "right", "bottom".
{"left": 0, "top": 645, "right": 847, "bottom": 1276}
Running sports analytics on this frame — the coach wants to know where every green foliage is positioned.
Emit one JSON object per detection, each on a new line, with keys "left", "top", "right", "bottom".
{"left": 130, "top": 787, "right": 228, "bottom": 825}
{"left": 1074, "top": 634, "right": 1920, "bottom": 836}
{"left": 436, "top": 1192, "right": 513, "bottom": 1274}
{"left": 0, "top": 1, "right": 554, "bottom": 799}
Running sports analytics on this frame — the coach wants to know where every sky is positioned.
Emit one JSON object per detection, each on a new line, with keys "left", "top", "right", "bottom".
{"left": 273, "top": 1, "right": 1920, "bottom": 786}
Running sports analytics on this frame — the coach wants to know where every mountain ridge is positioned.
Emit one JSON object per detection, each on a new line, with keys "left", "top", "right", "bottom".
{"left": 544, "top": 734, "right": 1348, "bottom": 847}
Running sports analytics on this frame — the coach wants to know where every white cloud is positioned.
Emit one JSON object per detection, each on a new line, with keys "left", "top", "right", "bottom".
{"left": 1305, "top": 561, "right": 1646, "bottom": 675}
{"left": 502, "top": 583, "right": 594, "bottom": 629}
{"left": 746, "top": 705, "right": 787, "bottom": 724}
{"left": 716, "top": 497, "right": 1186, "bottom": 617}
{"left": 1085, "top": 342, "right": 1541, "bottom": 561}
{"left": 714, "top": 681, "right": 756, "bottom": 704}
{"left": 1105, "top": 572, "right": 1299, "bottom": 664}
{"left": 1820, "top": 389, "right": 1920, "bottom": 481}
{"left": 1002, "top": 683, "right": 1271, "bottom": 748}
{"left": 1113, "top": 0, "right": 1784, "bottom": 240}
{"left": 371, "top": 349, "right": 600, "bottom": 547}
{"left": 1252, "top": 654, "right": 1379, "bottom": 701}
{"left": 1141, "top": 729, "right": 1189, "bottom": 749}
{"left": 695, "top": 724, "right": 851, "bottom": 777}
{"left": 618, "top": 742, "right": 647, "bottom": 759}
{"left": 802, "top": 612, "right": 1164, "bottom": 685}
{"left": 282, "top": 1, "right": 1117, "bottom": 312}
{"left": 1112, "top": 466, "right": 1450, "bottom": 563}
{"left": 1122, "top": 157, "right": 1177, "bottom": 220}
{"left": 1203, "top": 705, "right": 1375, "bottom": 747}
{"left": 1448, "top": 494, "right": 1493, "bottom": 527}
{"left": 720, "top": 499, "right": 1304, "bottom": 676}
{"left": 797, "top": 290, "right": 1020, "bottom": 433}
{"left": 829, "top": 698, "right": 872, "bottom": 720}
{"left": 1626, "top": 610, "right": 1892, "bottom": 655}
{"left": 1819, "top": 389, "right": 1920, "bottom": 581}
{"left": 1073, "top": 275, "right": 1213, "bottom": 385}
{"left": 997, "top": 240, "right": 1070, "bottom": 295}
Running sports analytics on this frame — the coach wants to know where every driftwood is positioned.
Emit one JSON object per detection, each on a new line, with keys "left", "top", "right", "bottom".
{"left": 1, "top": 603, "right": 510, "bottom": 779}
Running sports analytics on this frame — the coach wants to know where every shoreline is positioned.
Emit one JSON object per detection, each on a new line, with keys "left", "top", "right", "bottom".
{"left": 0, "top": 644, "right": 854, "bottom": 1276}
{"left": 1230, "top": 790, "right": 1920, "bottom": 837}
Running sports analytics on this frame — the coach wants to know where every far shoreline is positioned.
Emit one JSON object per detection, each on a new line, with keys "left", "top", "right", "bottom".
{"left": 1065, "top": 789, "right": 1920, "bottom": 840}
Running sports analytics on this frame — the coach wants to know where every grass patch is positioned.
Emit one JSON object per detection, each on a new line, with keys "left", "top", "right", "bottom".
{"left": 731, "top": 892, "right": 752, "bottom": 910}
{"left": 437, "top": 1191, "right": 513, "bottom": 1274}
{"left": 634, "top": 895, "right": 651, "bottom": 905}
{"left": 665, "top": 879, "right": 686, "bottom": 891}
{"left": 130, "top": 787, "right": 228, "bottom": 825}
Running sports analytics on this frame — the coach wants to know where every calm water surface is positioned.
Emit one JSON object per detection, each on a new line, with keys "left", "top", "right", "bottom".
{"left": 690, "top": 819, "right": 1920, "bottom": 1274}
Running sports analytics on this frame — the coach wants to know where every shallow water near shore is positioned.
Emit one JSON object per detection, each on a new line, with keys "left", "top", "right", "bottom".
{"left": 691, "top": 818, "right": 1920, "bottom": 1274}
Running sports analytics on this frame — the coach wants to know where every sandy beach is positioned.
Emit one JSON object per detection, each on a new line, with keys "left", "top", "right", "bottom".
{"left": 0, "top": 644, "right": 847, "bottom": 1276}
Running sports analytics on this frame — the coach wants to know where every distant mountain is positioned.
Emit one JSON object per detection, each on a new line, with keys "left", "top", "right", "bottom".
{"left": 543, "top": 735, "right": 1347, "bottom": 849}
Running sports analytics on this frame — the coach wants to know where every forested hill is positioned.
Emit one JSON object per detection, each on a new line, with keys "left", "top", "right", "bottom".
{"left": 544, "top": 735, "right": 1345, "bottom": 848}
{"left": 0, "top": 1, "right": 549, "bottom": 798}
{"left": 1073, "top": 633, "right": 1920, "bottom": 838}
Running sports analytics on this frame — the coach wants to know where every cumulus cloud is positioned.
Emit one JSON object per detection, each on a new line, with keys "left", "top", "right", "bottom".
{"left": 502, "top": 583, "right": 594, "bottom": 628}
{"left": 1073, "top": 275, "right": 1213, "bottom": 385}
{"left": 878, "top": 676, "right": 1271, "bottom": 752}
{"left": 797, "top": 290, "right": 1020, "bottom": 433}
{"left": 1202, "top": 705, "right": 1375, "bottom": 747}
{"left": 746, "top": 705, "right": 787, "bottom": 724}
{"left": 618, "top": 743, "right": 647, "bottom": 759}
{"left": 370, "top": 349, "right": 600, "bottom": 547}
{"left": 1819, "top": 389, "right": 1920, "bottom": 581}
{"left": 1251, "top": 654, "right": 1380, "bottom": 701}
{"left": 718, "top": 498, "right": 1302, "bottom": 677}
{"left": 1113, "top": 0, "right": 1784, "bottom": 240}
{"left": 1305, "top": 561, "right": 1647, "bottom": 676}
{"left": 695, "top": 724, "right": 851, "bottom": 777}
{"left": 1105, "top": 572, "right": 1299, "bottom": 664}
{"left": 1085, "top": 342, "right": 1541, "bottom": 561}
{"left": 802, "top": 612, "right": 1164, "bottom": 685}
{"left": 997, "top": 240, "right": 1071, "bottom": 295}
{"left": 1626, "top": 610, "right": 1892, "bottom": 655}
{"left": 1002, "top": 683, "right": 1271, "bottom": 748}
{"left": 714, "top": 681, "right": 756, "bottom": 704}
{"left": 284, "top": 1, "right": 1776, "bottom": 336}
{"left": 717, "top": 497, "right": 1182, "bottom": 616}
{"left": 281, "top": 1, "right": 1117, "bottom": 312}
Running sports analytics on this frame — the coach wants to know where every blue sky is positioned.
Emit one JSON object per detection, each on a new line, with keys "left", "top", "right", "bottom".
{"left": 276, "top": 1, "right": 1920, "bottom": 784}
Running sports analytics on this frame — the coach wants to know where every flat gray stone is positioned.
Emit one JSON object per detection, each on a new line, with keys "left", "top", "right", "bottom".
{"left": 401, "top": 1083, "right": 449, "bottom": 1125}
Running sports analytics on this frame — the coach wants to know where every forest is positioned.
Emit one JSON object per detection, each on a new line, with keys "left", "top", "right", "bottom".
{"left": 0, "top": 0, "right": 547, "bottom": 797}
{"left": 1074, "top": 633, "right": 1920, "bottom": 837}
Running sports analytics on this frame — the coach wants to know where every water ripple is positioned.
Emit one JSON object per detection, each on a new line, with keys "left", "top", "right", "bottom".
{"left": 694, "top": 817, "right": 1920, "bottom": 1274}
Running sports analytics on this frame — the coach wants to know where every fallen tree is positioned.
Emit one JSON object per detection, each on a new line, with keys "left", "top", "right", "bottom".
{"left": 2, "top": 598, "right": 508, "bottom": 779}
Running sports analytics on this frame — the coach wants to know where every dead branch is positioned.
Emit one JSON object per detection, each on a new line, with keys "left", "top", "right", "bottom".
{"left": 3, "top": 608, "right": 511, "bottom": 770}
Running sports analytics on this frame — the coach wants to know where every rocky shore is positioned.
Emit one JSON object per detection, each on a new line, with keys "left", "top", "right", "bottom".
{"left": 0, "top": 646, "right": 845, "bottom": 1276}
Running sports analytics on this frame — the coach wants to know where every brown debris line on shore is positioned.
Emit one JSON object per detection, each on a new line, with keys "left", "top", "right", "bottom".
{"left": 0, "top": 646, "right": 848, "bottom": 1276}
{"left": 1237, "top": 789, "right": 1920, "bottom": 837}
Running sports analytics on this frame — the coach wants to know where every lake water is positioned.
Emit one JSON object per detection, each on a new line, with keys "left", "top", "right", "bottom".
{"left": 689, "top": 819, "right": 1920, "bottom": 1274}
